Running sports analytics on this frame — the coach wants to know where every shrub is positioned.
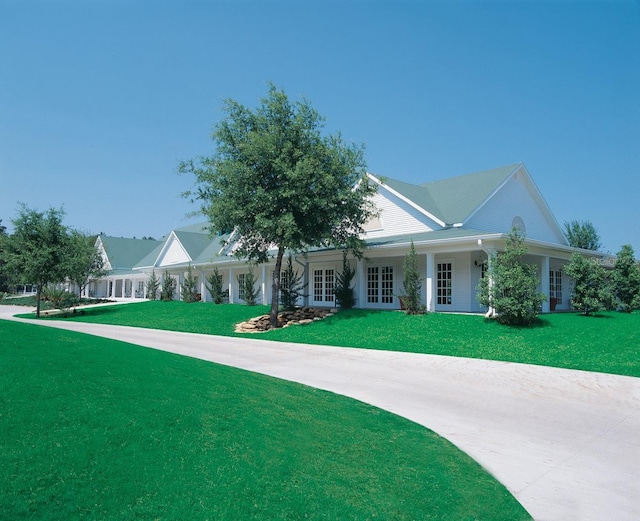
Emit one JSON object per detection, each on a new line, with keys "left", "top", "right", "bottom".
{"left": 41, "top": 285, "right": 78, "bottom": 310}
{"left": 160, "top": 271, "right": 176, "bottom": 301}
{"left": 145, "top": 270, "right": 160, "bottom": 300}
{"left": 477, "top": 228, "right": 546, "bottom": 325}
{"left": 180, "top": 264, "right": 200, "bottom": 303}
{"left": 240, "top": 268, "right": 259, "bottom": 306}
{"left": 206, "top": 266, "right": 226, "bottom": 304}
{"left": 564, "top": 252, "right": 608, "bottom": 315}
{"left": 401, "top": 240, "right": 423, "bottom": 314}
{"left": 334, "top": 251, "right": 356, "bottom": 309}
{"left": 279, "top": 255, "right": 306, "bottom": 310}
{"left": 613, "top": 244, "right": 640, "bottom": 312}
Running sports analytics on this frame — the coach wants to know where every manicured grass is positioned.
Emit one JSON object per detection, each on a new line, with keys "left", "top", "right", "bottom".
{"left": 0, "top": 319, "right": 530, "bottom": 520}
{"left": 32, "top": 301, "right": 640, "bottom": 377}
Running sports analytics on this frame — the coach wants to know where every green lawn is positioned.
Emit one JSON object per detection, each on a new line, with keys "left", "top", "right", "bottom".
{"left": 0, "top": 319, "right": 530, "bottom": 520}
{"left": 30, "top": 300, "right": 640, "bottom": 377}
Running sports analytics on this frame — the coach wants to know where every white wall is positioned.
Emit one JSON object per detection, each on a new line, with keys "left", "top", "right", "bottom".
{"left": 363, "top": 187, "right": 441, "bottom": 240}
{"left": 466, "top": 171, "right": 563, "bottom": 244}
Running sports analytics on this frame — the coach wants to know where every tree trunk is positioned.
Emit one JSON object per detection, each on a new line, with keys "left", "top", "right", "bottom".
{"left": 35, "top": 283, "right": 42, "bottom": 318}
{"left": 269, "top": 246, "right": 285, "bottom": 328}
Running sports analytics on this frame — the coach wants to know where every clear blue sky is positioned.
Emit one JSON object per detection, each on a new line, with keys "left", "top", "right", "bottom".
{"left": 1, "top": 0, "right": 638, "bottom": 254}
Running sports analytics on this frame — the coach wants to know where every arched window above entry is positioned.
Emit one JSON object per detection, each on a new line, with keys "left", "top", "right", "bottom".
{"left": 512, "top": 216, "right": 526, "bottom": 235}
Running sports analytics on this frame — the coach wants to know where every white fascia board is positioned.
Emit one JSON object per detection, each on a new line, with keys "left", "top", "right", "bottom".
{"left": 366, "top": 173, "right": 447, "bottom": 228}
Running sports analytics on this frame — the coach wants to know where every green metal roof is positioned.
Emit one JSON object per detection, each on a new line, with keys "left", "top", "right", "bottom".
{"left": 383, "top": 163, "right": 521, "bottom": 225}
{"left": 100, "top": 236, "right": 163, "bottom": 271}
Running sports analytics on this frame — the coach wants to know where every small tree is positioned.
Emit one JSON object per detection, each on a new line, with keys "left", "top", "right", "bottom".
{"left": 613, "top": 244, "right": 640, "bottom": 312}
{"left": 2, "top": 205, "right": 70, "bottom": 317}
{"left": 240, "top": 268, "right": 259, "bottom": 306}
{"left": 401, "top": 240, "right": 422, "bottom": 314}
{"left": 145, "top": 270, "right": 160, "bottom": 300}
{"left": 280, "top": 254, "right": 306, "bottom": 310}
{"left": 564, "top": 252, "right": 608, "bottom": 316}
{"left": 477, "top": 228, "right": 546, "bottom": 325}
{"left": 161, "top": 271, "right": 176, "bottom": 301}
{"left": 65, "top": 230, "right": 107, "bottom": 298}
{"left": 564, "top": 220, "right": 602, "bottom": 251}
{"left": 180, "top": 264, "right": 200, "bottom": 303}
{"left": 206, "top": 266, "right": 225, "bottom": 304}
{"left": 334, "top": 251, "right": 356, "bottom": 309}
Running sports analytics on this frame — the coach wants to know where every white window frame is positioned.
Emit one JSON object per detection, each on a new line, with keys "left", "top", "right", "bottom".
{"left": 367, "top": 264, "right": 395, "bottom": 307}
{"left": 311, "top": 266, "right": 336, "bottom": 305}
{"left": 437, "top": 259, "right": 454, "bottom": 306}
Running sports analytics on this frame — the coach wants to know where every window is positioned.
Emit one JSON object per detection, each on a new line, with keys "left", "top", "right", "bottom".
{"left": 437, "top": 262, "right": 453, "bottom": 305}
{"left": 238, "top": 273, "right": 245, "bottom": 300}
{"left": 549, "top": 269, "right": 562, "bottom": 304}
{"left": 313, "top": 269, "right": 335, "bottom": 303}
{"left": 367, "top": 265, "right": 394, "bottom": 304}
{"left": 512, "top": 216, "right": 526, "bottom": 235}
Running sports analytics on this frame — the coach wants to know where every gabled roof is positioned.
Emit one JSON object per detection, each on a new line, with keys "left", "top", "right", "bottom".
{"left": 379, "top": 163, "right": 520, "bottom": 226}
{"left": 98, "top": 236, "right": 163, "bottom": 274}
{"left": 133, "top": 222, "right": 234, "bottom": 270}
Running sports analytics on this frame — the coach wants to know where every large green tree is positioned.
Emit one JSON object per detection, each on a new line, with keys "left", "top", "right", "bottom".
{"left": 564, "top": 220, "right": 602, "bottom": 251}
{"left": 180, "top": 84, "right": 377, "bottom": 327}
{"left": 2, "top": 205, "right": 70, "bottom": 317}
{"left": 0, "top": 219, "right": 9, "bottom": 292}
{"left": 477, "top": 228, "right": 546, "bottom": 325}
{"left": 613, "top": 244, "right": 640, "bottom": 312}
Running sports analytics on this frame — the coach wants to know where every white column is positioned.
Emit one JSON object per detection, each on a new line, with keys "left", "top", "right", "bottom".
{"left": 228, "top": 268, "right": 234, "bottom": 304}
{"left": 200, "top": 271, "right": 207, "bottom": 302}
{"left": 357, "top": 258, "right": 366, "bottom": 309}
{"left": 485, "top": 250, "right": 496, "bottom": 318}
{"left": 541, "top": 256, "right": 550, "bottom": 313}
{"left": 261, "top": 265, "right": 268, "bottom": 305}
{"left": 425, "top": 253, "right": 435, "bottom": 312}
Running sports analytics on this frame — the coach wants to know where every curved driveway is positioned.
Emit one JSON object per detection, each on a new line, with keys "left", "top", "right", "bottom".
{"left": 3, "top": 306, "right": 640, "bottom": 521}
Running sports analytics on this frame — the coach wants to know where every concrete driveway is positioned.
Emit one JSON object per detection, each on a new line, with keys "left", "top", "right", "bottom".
{"left": 2, "top": 305, "right": 639, "bottom": 521}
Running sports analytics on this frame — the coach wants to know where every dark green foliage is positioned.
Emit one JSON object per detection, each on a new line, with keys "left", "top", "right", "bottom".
{"left": 334, "top": 251, "right": 356, "bottom": 309}
{"left": 564, "top": 220, "right": 602, "bottom": 251}
{"left": 180, "top": 264, "right": 200, "bottom": 303}
{"left": 401, "top": 240, "right": 423, "bottom": 314}
{"left": 241, "top": 268, "right": 259, "bottom": 306}
{"left": 477, "top": 228, "right": 546, "bottom": 325}
{"left": 613, "top": 244, "right": 640, "bottom": 312}
{"left": 145, "top": 270, "right": 160, "bottom": 300}
{"left": 179, "top": 84, "right": 377, "bottom": 327}
{"left": 279, "top": 255, "right": 306, "bottom": 310}
{"left": 564, "top": 252, "right": 609, "bottom": 315}
{"left": 206, "top": 266, "right": 226, "bottom": 304}
{"left": 161, "top": 271, "right": 176, "bottom": 301}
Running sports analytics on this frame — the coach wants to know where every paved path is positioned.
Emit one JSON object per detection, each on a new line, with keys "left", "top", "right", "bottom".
{"left": 3, "top": 305, "right": 640, "bottom": 521}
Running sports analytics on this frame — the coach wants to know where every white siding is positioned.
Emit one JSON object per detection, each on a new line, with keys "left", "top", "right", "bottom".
{"left": 363, "top": 187, "right": 442, "bottom": 240}
{"left": 466, "top": 171, "right": 562, "bottom": 243}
